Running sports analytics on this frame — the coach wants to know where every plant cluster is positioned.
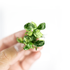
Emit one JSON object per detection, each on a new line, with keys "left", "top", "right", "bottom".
{"left": 16, "top": 21, "right": 46, "bottom": 50}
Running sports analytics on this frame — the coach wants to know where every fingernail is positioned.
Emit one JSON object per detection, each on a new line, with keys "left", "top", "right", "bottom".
{"left": 14, "top": 43, "right": 25, "bottom": 52}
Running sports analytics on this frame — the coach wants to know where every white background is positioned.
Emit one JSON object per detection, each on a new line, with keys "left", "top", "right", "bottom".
{"left": 0, "top": 0, "right": 70, "bottom": 70}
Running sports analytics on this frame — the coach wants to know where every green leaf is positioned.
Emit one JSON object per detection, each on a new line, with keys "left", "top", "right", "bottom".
{"left": 30, "top": 34, "right": 37, "bottom": 42}
{"left": 31, "top": 21, "right": 37, "bottom": 28}
{"left": 27, "top": 31, "right": 33, "bottom": 36}
{"left": 23, "top": 42, "right": 33, "bottom": 50}
{"left": 16, "top": 37, "right": 23, "bottom": 43}
{"left": 33, "top": 29, "right": 43, "bottom": 38}
{"left": 25, "top": 32, "right": 28, "bottom": 35}
{"left": 23, "top": 35, "right": 36, "bottom": 43}
{"left": 23, "top": 45, "right": 30, "bottom": 50}
{"left": 27, "top": 42, "right": 33, "bottom": 49}
{"left": 34, "top": 40, "right": 45, "bottom": 47}
{"left": 37, "top": 23, "right": 46, "bottom": 30}
{"left": 23, "top": 35, "right": 30, "bottom": 43}
{"left": 23, "top": 40, "right": 27, "bottom": 45}
{"left": 24, "top": 23, "right": 35, "bottom": 31}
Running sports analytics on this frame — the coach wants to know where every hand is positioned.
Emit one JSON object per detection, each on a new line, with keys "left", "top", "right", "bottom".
{"left": 0, "top": 30, "right": 43, "bottom": 70}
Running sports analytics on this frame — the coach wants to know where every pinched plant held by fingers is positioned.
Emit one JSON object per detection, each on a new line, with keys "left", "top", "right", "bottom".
{"left": 16, "top": 21, "right": 46, "bottom": 50}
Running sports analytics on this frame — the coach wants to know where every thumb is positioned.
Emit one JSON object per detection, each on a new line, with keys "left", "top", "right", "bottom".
{"left": 0, "top": 43, "right": 24, "bottom": 70}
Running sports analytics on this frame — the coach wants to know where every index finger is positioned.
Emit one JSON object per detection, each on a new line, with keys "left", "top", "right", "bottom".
{"left": 0, "top": 30, "right": 26, "bottom": 51}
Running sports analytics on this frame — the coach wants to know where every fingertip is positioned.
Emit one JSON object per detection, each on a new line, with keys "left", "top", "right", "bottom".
{"left": 15, "top": 30, "right": 26, "bottom": 38}
{"left": 29, "top": 47, "right": 43, "bottom": 52}
{"left": 21, "top": 51, "right": 41, "bottom": 70}
{"left": 33, "top": 51, "right": 41, "bottom": 60}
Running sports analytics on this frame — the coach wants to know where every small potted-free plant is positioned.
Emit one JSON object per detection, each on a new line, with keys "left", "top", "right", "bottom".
{"left": 16, "top": 21, "right": 46, "bottom": 50}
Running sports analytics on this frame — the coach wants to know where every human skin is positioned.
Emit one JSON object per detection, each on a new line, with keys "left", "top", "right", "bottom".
{"left": 0, "top": 30, "right": 43, "bottom": 70}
